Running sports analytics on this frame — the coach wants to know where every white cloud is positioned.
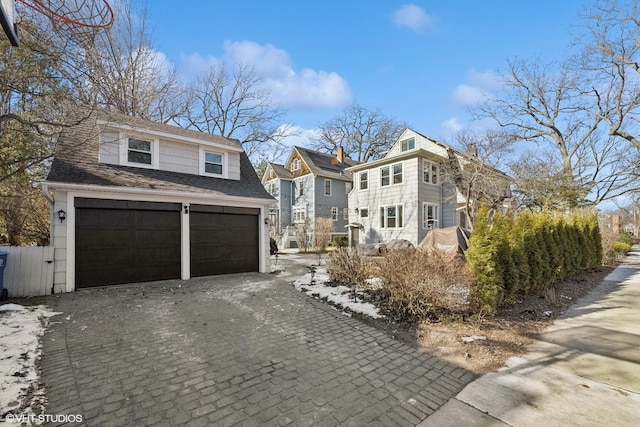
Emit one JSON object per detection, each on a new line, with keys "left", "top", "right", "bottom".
{"left": 280, "top": 125, "right": 320, "bottom": 148}
{"left": 450, "top": 69, "right": 502, "bottom": 106}
{"left": 179, "top": 41, "right": 352, "bottom": 110}
{"left": 440, "top": 117, "right": 465, "bottom": 134}
{"left": 392, "top": 4, "right": 433, "bottom": 32}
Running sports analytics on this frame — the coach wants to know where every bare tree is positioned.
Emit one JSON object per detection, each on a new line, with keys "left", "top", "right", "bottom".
{"left": 477, "top": 57, "right": 639, "bottom": 206}
{"left": 578, "top": 0, "right": 640, "bottom": 149}
{"left": 78, "top": 0, "right": 186, "bottom": 122}
{"left": 313, "top": 104, "right": 409, "bottom": 162}
{"left": 183, "top": 64, "right": 289, "bottom": 161}
{"left": 445, "top": 129, "right": 514, "bottom": 228}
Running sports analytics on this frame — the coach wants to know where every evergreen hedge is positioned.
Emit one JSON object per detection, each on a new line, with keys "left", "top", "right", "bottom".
{"left": 466, "top": 207, "right": 602, "bottom": 314}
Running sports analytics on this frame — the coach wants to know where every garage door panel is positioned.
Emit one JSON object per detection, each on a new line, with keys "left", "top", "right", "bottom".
{"left": 75, "top": 203, "right": 181, "bottom": 288}
{"left": 190, "top": 209, "right": 259, "bottom": 277}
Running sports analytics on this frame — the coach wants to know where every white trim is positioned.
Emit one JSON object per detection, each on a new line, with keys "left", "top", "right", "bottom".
{"left": 324, "top": 179, "right": 332, "bottom": 196}
{"left": 422, "top": 202, "right": 439, "bottom": 230}
{"left": 61, "top": 188, "right": 271, "bottom": 291}
{"left": 181, "top": 203, "right": 190, "bottom": 280}
{"left": 358, "top": 171, "right": 369, "bottom": 191}
{"left": 97, "top": 119, "right": 243, "bottom": 152}
{"left": 44, "top": 182, "right": 273, "bottom": 207}
{"left": 379, "top": 204, "right": 404, "bottom": 229}
{"left": 120, "top": 134, "right": 160, "bottom": 169}
{"left": 199, "top": 147, "right": 228, "bottom": 178}
{"left": 422, "top": 159, "right": 439, "bottom": 185}
{"left": 379, "top": 161, "right": 403, "bottom": 187}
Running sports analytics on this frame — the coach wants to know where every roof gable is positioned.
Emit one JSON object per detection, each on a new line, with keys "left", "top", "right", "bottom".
{"left": 284, "top": 146, "right": 357, "bottom": 181}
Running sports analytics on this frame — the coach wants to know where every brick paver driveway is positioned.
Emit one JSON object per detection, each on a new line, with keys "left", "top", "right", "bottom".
{"left": 41, "top": 259, "right": 474, "bottom": 426}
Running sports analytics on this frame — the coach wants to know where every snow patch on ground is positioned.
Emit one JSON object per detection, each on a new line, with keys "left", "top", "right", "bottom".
{"left": 294, "top": 266, "right": 384, "bottom": 319}
{"left": 0, "top": 304, "right": 61, "bottom": 423}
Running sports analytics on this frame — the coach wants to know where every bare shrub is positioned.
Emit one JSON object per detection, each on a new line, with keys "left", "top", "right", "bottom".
{"left": 600, "top": 227, "right": 617, "bottom": 265}
{"left": 314, "top": 217, "right": 334, "bottom": 252}
{"left": 378, "top": 248, "right": 475, "bottom": 321}
{"left": 327, "top": 247, "right": 372, "bottom": 287}
{"left": 294, "top": 218, "right": 311, "bottom": 252}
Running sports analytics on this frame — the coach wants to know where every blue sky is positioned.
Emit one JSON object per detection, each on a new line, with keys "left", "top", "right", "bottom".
{"left": 144, "top": 1, "right": 587, "bottom": 145}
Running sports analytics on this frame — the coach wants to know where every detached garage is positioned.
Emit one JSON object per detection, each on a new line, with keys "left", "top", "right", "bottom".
{"left": 44, "top": 111, "right": 274, "bottom": 293}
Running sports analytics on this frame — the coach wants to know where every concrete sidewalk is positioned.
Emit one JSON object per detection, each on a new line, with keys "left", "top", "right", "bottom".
{"left": 420, "top": 248, "right": 640, "bottom": 427}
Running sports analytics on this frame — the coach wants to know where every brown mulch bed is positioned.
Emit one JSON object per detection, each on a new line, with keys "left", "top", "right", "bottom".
{"left": 358, "top": 265, "right": 616, "bottom": 375}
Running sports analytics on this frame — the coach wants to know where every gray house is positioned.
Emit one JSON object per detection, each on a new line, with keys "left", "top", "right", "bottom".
{"left": 44, "top": 110, "right": 274, "bottom": 292}
{"left": 346, "top": 129, "right": 511, "bottom": 247}
{"left": 262, "top": 146, "right": 357, "bottom": 248}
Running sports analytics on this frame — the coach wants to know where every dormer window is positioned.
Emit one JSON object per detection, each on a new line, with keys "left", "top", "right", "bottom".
{"left": 121, "top": 136, "right": 159, "bottom": 168}
{"left": 128, "top": 138, "right": 152, "bottom": 165}
{"left": 400, "top": 137, "right": 415, "bottom": 152}
{"left": 291, "top": 158, "right": 301, "bottom": 171}
{"left": 205, "top": 152, "right": 223, "bottom": 175}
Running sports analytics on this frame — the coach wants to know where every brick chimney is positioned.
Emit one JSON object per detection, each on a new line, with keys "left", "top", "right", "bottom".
{"left": 337, "top": 146, "right": 345, "bottom": 164}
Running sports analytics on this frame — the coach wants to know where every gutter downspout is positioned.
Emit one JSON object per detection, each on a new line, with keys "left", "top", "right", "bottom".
{"left": 41, "top": 184, "right": 55, "bottom": 294}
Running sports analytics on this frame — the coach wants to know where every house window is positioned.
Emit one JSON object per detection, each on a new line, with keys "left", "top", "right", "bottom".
{"left": 331, "top": 207, "right": 338, "bottom": 221}
{"left": 380, "top": 167, "right": 390, "bottom": 187}
{"left": 345, "top": 182, "right": 353, "bottom": 193}
{"left": 423, "top": 203, "right": 439, "bottom": 230}
{"left": 380, "top": 205, "right": 403, "bottom": 228}
{"left": 381, "top": 163, "right": 402, "bottom": 187}
{"left": 293, "top": 207, "right": 306, "bottom": 223}
{"left": 343, "top": 208, "right": 349, "bottom": 220}
{"left": 400, "top": 137, "right": 415, "bottom": 152}
{"left": 360, "top": 208, "right": 369, "bottom": 218}
{"left": 291, "top": 158, "right": 301, "bottom": 171}
{"left": 393, "top": 163, "right": 403, "bottom": 184}
{"left": 359, "top": 172, "right": 368, "bottom": 190}
{"left": 423, "top": 160, "right": 439, "bottom": 184}
{"left": 298, "top": 181, "right": 304, "bottom": 197}
{"left": 324, "top": 179, "right": 332, "bottom": 196}
{"left": 127, "top": 138, "right": 152, "bottom": 165}
{"left": 266, "top": 182, "right": 277, "bottom": 195}
{"left": 204, "top": 151, "right": 223, "bottom": 175}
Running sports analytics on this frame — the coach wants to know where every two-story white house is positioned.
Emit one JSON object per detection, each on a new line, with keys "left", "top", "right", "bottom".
{"left": 43, "top": 110, "right": 274, "bottom": 292}
{"left": 262, "top": 146, "right": 357, "bottom": 248}
{"left": 346, "top": 129, "right": 511, "bottom": 247}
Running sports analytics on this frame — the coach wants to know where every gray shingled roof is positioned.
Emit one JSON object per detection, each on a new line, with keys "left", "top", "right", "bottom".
{"left": 45, "top": 111, "right": 274, "bottom": 201}
{"left": 267, "top": 163, "right": 293, "bottom": 180}
{"left": 293, "top": 146, "right": 358, "bottom": 181}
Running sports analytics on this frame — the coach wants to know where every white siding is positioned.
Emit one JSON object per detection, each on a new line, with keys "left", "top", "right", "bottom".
{"left": 99, "top": 131, "right": 120, "bottom": 165}
{"left": 99, "top": 130, "right": 241, "bottom": 180}
{"left": 159, "top": 139, "right": 199, "bottom": 174}
{"left": 52, "top": 191, "right": 69, "bottom": 293}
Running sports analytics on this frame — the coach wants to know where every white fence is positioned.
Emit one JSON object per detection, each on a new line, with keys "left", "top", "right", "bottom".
{"left": 1, "top": 246, "right": 54, "bottom": 297}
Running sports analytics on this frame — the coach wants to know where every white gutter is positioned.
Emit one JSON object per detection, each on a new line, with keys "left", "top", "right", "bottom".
{"left": 42, "top": 181, "right": 274, "bottom": 207}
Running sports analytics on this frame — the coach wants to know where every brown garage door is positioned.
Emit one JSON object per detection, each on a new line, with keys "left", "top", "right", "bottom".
{"left": 190, "top": 205, "right": 259, "bottom": 277}
{"left": 75, "top": 199, "right": 181, "bottom": 288}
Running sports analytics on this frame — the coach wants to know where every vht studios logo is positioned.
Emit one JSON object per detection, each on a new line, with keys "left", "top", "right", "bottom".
{"left": 3, "top": 413, "right": 84, "bottom": 423}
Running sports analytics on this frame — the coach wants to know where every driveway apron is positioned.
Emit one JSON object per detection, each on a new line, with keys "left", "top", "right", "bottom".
{"left": 40, "top": 269, "right": 474, "bottom": 426}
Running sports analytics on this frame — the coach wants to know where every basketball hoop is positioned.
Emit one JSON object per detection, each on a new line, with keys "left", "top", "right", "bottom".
{"left": 17, "top": 0, "right": 113, "bottom": 29}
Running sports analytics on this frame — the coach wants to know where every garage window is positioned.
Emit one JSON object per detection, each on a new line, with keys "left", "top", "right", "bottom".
{"left": 200, "top": 148, "right": 226, "bottom": 177}
{"left": 204, "top": 151, "right": 223, "bottom": 175}
{"left": 128, "top": 138, "right": 152, "bottom": 165}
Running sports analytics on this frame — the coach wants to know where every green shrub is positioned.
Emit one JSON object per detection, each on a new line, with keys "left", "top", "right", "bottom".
{"left": 332, "top": 235, "right": 349, "bottom": 247}
{"left": 466, "top": 208, "right": 603, "bottom": 315}
{"left": 466, "top": 206, "right": 504, "bottom": 315}
{"left": 613, "top": 241, "right": 632, "bottom": 254}
{"left": 615, "top": 232, "right": 634, "bottom": 246}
